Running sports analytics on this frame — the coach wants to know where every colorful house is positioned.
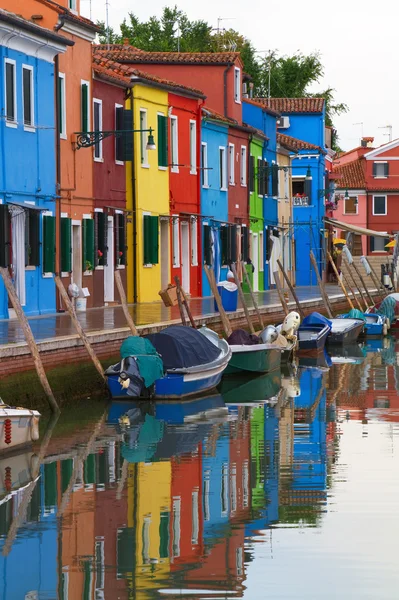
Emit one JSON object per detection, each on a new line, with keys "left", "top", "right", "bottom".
{"left": 276, "top": 136, "right": 294, "bottom": 283}
{"left": 0, "top": 9, "right": 71, "bottom": 319}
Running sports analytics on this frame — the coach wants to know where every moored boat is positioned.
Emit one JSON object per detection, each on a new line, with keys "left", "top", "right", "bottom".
{"left": 218, "top": 370, "right": 281, "bottom": 404}
{"left": 0, "top": 403, "right": 40, "bottom": 453}
{"left": 338, "top": 309, "right": 387, "bottom": 337}
{"left": 328, "top": 318, "right": 364, "bottom": 345}
{"left": 224, "top": 343, "right": 282, "bottom": 375}
{"left": 297, "top": 313, "right": 331, "bottom": 352}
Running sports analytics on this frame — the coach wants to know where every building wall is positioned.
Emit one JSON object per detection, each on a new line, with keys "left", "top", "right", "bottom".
{"left": 126, "top": 83, "right": 169, "bottom": 303}
{"left": 248, "top": 137, "right": 264, "bottom": 291}
{"left": 331, "top": 191, "right": 367, "bottom": 254}
{"left": 279, "top": 111, "right": 325, "bottom": 148}
{"left": 227, "top": 127, "right": 249, "bottom": 224}
{"left": 277, "top": 150, "right": 294, "bottom": 282}
{"left": 201, "top": 118, "right": 229, "bottom": 296}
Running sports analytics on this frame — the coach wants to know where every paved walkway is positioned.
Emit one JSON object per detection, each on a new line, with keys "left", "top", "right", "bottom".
{"left": 0, "top": 285, "right": 344, "bottom": 346}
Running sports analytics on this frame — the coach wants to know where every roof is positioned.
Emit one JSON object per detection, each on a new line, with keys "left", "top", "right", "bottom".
{"left": 242, "top": 97, "right": 280, "bottom": 118}
{"left": 201, "top": 108, "right": 235, "bottom": 126}
{"left": 36, "top": 0, "right": 101, "bottom": 33}
{"left": 0, "top": 8, "right": 74, "bottom": 45}
{"left": 95, "top": 44, "right": 241, "bottom": 66}
{"left": 333, "top": 159, "right": 366, "bottom": 189}
{"left": 92, "top": 53, "right": 206, "bottom": 98}
{"left": 277, "top": 133, "right": 326, "bottom": 155}
{"left": 252, "top": 97, "right": 325, "bottom": 114}
{"left": 243, "top": 123, "right": 268, "bottom": 141}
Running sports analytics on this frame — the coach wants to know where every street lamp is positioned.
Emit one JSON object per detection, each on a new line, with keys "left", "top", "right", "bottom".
{"left": 146, "top": 129, "right": 156, "bottom": 151}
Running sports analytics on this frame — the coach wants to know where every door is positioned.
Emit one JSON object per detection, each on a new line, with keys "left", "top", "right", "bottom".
{"left": 252, "top": 233, "right": 259, "bottom": 292}
{"left": 104, "top": 216, "right": 114, "bottom": 302}
{"left": 72, "top": 222, "right": 82, "bottom": 289}
{"left": 160, "top": 218, "right": 169, "bottom": 289}
{"left": 181, "top": 221, "right": 190, "bottom": 294}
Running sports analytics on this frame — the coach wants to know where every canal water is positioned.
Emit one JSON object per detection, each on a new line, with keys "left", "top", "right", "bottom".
{"left": 1, "top": 337, "right": 399, "bottom": 599}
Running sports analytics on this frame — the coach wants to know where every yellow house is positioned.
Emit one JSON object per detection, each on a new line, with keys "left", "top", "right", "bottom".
{"left": 277, "top": 139, "right": 294, "bottom": 284}
{"left": 126, "top": 81, "right": 170, "bottom": 304}
{"left": 127, "top": 462, "right": 172, "bottom": 598}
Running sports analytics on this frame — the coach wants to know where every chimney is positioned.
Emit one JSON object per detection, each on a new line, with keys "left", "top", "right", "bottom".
{"left": 123, "top": 38, "right": 130, "bottom": 46}
{"left": 361, "top": 136, "right": 374, "bottom": 148}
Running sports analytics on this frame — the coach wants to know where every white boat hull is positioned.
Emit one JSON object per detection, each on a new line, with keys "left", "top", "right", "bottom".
{"left": 0, "top": 408, "right": 41, "bottom": 453}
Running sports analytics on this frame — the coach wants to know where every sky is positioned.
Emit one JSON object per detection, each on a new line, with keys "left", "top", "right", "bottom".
{"left": 82, "top": 0, "right": 398, "bottom": 152}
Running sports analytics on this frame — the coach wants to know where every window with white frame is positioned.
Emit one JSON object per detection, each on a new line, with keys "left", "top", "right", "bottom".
{"left": 240, "top": 145, "right": 247, "bottom": 186}
{"left": 172, "top": 216, "right": 180, "bottom": 267}
{"left": 259, "top": 231, "right": 264, "bottom": 271}
{"left": 373, "top": 195, "right": 387, "bottom": 216}
{"left": 189, "top": 120, "right": 196, "bottom": 174}
{"left": 58, "top": 72, "right": 66, "bottom": 138}
{"left": 170, "top": 115, "right": 179, "bottom": 172}
{"left": 140, "top": 109, "right": 148, "bottom": 166}
{"left": 5, "top": 59, "right": 17, "bottom": 125}
{"left": 22, "top": 65, "right": 34, "bottom": 129}
{"left": 69, "top": 0, "right": 77, "bottom": 11}
{"left": 81, "top": 80, "right": 90, "bottom": 134}
{"left": 93, "top": 99, "right": 103, "bottom": 161}
{"left": 219, "top": 147, "right": 227, "bottom": 190}
{"left": 201, "top": 142, "right": 208, "bottom": 187}
{"left": 229, "top": 143, "right": 235, "bottom": 185}
{"left": 373, "top": 162, "right": 389, "bottom": 178}
{"left": 234, "top": 67, "right": 241, "bottom": 103}
{"left": 371, "top": 236, "right": 389, "bottom": 252}
{"left": 344, "top": 196, "right": 358, "bottom": 215}
{"left": 191, "top": 218, "right": 198, "bottom": 266}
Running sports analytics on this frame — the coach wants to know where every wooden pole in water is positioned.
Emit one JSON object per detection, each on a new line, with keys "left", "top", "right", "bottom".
{"left": 174, "top": 276, "right": 187, "bottom": 326}
{"left": 114, "top": 269, "right": 138, "bottom": 335}
{"left": 347, "top": 258, "right": 375, "bottom": 306}
{"left": 203, "top": 266, "right": 232, "bottom": 337}
{"left": 273, "top": 270, "right": 289, "bottom": 316}
{"left": 180, "top": 286, "right": 196, "bottom": 328}
{"left": 54, "top": 275, "right": 105, "bottom": 381}
{"left": 368, "top": 262, "right": 389, "bottom": 298}
{"left": 342, "top": 257, "right": 369, "bottom": 310}
{"left": 342, "top": 271, "right": 363, "bottom": 311}
{"left": 241, "top": 261, "right": 265, "bottom": 329}
{"left": 309, "top": 251, "right": 334, "bottom": 318}
{"left": 327, "top": 251, "right": 354, "bottom": 310}
{"left": 231, "top": 263, "right": 255, "bottom": 334}
{"left": 0, "top": 267, "right": 59, "bottom": 413}
{"left": 277, "top": 259, "right": 305, "bottom": 319}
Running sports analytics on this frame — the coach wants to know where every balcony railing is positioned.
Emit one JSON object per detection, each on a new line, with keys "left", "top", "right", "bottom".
{"left": 292, "top": 196, "right": 310, "bottom": 207}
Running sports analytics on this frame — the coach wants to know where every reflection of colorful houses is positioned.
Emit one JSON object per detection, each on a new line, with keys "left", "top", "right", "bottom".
{"left": 229, "top": 407, "right": 251, "bottom": 523}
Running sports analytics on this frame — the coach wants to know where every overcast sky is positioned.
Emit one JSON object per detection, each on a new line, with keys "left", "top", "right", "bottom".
{"left": 83, "top": 0, "right": 398, "bottom": 151}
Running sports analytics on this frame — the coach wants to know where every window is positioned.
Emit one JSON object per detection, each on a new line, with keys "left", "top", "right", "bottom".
{"left": 229, "top": 143, "right": 235, "bottom": 185}
{"left": 115, "top": 104, "right": 124, "bottom": 164}
{"left": 157, "top": 113, "right": 167, "bottom": 168}
{"left": 191, "top": 491, "right": 199, "bottom": 545}
{"left": 249, "top": 155, "right": 255, "bottom": 193}
{"left": 271, "top": 162, "right": 279, "bottom": 197}
{"left": 344, "top": 196, "right": 358, "bottom": 215}
{"left": 43, "top": 214, "right": 56, "bottom": 273}
{"left": 292, "top": 178, "right": 310, "bottom": 206}
{"left": 240, "top": 146, "right": 247, "bottom": 186}
{"left": 69, "top": 0, "right": 77, "bottom": 11}
{"left": 139, "top": 109, "right": 149, "bottom": 166}
{"left": 143, "top": 214, "right": 159, "bottom": 265}
{"left": 115, "top": 213, "right": 127, "bottom": 266}
{"left": 94, "top": 211, "right": 107, "bottom": 267}
{"left": 172, "top": 216, "right": 180, "bottom": 267}
{"left": 81, "top": 81, "right": 89, "bottom": 134}
{"left": 170, "top": 115, "right": 178, "bottom": 172}
{"left": 234, "top": 67, "right": 241, "bottom": 103}
{"left": 5, "top": 59, "right": 16, "bottom": 125}
{"left": 370, "top": 236, "right": 389, "bottom": 252}
{"left": 219, "top": 147, "right": 227, "bottom": 190}
{"left": 82, "top": 218, "right": 95, "bottom": 272}
{"left": 93, "top": 99, "right": 103, "bottom": 161}
{"left": 259, "top": 231, "right": 264, "bottom": 271}
{"left": 190, "top": 120, "right": 196, "bottom": 174}
{"left": 25, "top": 209, "right": 40, "bottom": 267}
{"left": 61, "top": 217, "right": 72, "bottom": 272}
{"left": 172, "top": 498, "right": 181, "bottom": 558}
{"left": 373, "top": 162, "right": 389, "bottom": 178}
{"left": 201, "top": 142, "right": 208, "bottom": 187}
{"left": 191, "top": 218, "right": 198, "bottom": 266}
{"left": 58, "top": 73, "right": 66, "bottom": 139}
{"left": 257, "top": 157, "right": 263, "bottom": 196}
{"left": 373, "top": 195, "right": 387, "bottom": 216}
{"left": 22, "top": 66, "right": 34, "bottom": 129}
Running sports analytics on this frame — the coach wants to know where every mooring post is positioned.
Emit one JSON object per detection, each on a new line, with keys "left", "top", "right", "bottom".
{"left": 309, "top": 251, "right": 334, "bottom": 318}
{"left": 231, "top": 263, "right": 255, "bottom": 334}
{"left": 204, "top": 266, "right": 232, "bottom": 337}
{"left": 0, "top": 267, "right": 59, "bottom": 413}
{"left": 114, "top": 270, "right": 138, "bottom": 335}
{"left": 277, "top": 259, "right": 305, "bottom": 319}
{"left": 327, "top": 251, "right": 354, "bottom": 310}
{"left": 241, "top": 261, "right": 265, "bottom": 329}
{"left": 273, "top": 270, "right": 289, "bottom": 316}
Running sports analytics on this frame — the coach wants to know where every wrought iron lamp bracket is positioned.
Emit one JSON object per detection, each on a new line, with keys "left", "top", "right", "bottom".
{"left": 74, "top": 127, "right": 154, "bottom": 150}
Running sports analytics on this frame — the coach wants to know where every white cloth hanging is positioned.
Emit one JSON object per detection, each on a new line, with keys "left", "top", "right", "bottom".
{"left": 9, "top": 206, "right": 26, "bottom": 306}
{"left": 269, "top": 233, "right": 282, "bottom": 285}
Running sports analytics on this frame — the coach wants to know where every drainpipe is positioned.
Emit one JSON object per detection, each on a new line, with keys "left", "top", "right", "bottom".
{"left": 54, "top": 54, "right": 61, "bottom": 277}
{"left": 197, "top": 99, "right": 205, "bottom": 292}
{"left": 223, "top": 63, "right": 233, "bottom": 118}
{"left": 130, "top": 92, "right": 138, "bottom": 303}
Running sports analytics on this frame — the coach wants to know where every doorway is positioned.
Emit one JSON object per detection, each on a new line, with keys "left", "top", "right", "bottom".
{"left": 160, "top": 218, "right": 169, "bottom": 289}
{"left": 181, "top": 221, "right": 190, "bottom": 293}
{"left": 104, "top": 216, "right": 114, "bottom": 302}
{"left": 252, "top": 233, "right": 259, "bottom": 292}
{"left": 72, "top": 222, "right": 82, "bottom": 289}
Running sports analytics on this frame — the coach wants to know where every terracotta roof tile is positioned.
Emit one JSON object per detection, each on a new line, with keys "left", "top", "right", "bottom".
{"left": 0, "top": 8, "right": 74, "bottom": 45}
{"left": 253, "top": 97, "right": 325, "bottom": 114}
{"left": 94, "top": 44, "right": 241, "bottom": 65}
{"left": 333, "top": 159, "right": 366, "bottom": 189}
{"left": 36, "top": 0, "right": 102, "bottom": 32}
{"left": 201, "top": 107, "right": 235, "bottom": 125}
{"left": 92, "top": 53, "right": 206, "bottom": 98}
{"left": 277, "top": 133, "right": 326, "bottom": 155}
{"left": 242, "top": 97, "right": 280, "bottom": 117}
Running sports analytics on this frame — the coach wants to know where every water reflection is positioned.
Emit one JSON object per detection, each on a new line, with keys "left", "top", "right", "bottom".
{"left": 1, "top": 338, "right": 399, "bottom": 598}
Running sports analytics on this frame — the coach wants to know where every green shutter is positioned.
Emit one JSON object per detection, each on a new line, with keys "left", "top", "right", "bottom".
{"left": 143, "top": 215, "right": 159, "bottom": 265}
{"left": 203, "top": 224, "right": 212, "bottom": 266}
{"left": 81, "top": 83, "right": 88, "bottom": 133}
{"left": 257, "top": 158, "right": 262, "bottom": 196}
{"left": 159, "top": 511, "right": 170, "bottom": 558}
{"left": 82, "top": 219, "right": 95, "bottom": 271}
{"left": 272, "top": 164, "right": 279, "bottom": 197}
{"left": 44, "top": 462, "right": 57, "bottom": 509}
{"left": 157, "top": 114, "right": 168, "bottom": 167}
{"left": 26, "top": 211, "right": 40, "bottom": 267}
{"left": 43, "top": 215, "right": 56, "bottom": 273}
{"left": 0, "top": 205, "right": 10, "bottom": 268}
{"left": 61, "top": 217, "right": 72, "bottom": 272}
{"left": 249, "top": 155, "right": 255, "bottom": 193}
{"left": 115, "top": 107, "right": 124, "bottom": 162}
{"left": 58, "top": 75, "right": 63, "bottom": 136}
{"left": 123, "top": 109, "right": 133, "bottom": 161}
{"left": 263, "top": 160, "right": 269, "bottom": 195}
{"left": 95, "top": 212, "right": 107, "bottom": 266}
{"left": 84, "top": 454, "right": 96, "bottom": 484}
{"left": 61, "top": 459, "right": 73, "bottom": 494}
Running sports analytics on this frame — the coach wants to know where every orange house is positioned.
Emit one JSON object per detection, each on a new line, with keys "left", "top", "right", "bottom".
{"left": 4, "top": 0, "right": 101, "bottom": 307}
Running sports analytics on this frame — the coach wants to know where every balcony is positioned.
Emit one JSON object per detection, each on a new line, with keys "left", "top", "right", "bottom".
{"left": 292, "top": 195, "right": 310, "bottom": 207}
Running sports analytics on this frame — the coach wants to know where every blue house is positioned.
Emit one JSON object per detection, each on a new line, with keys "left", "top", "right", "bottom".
{"left": 0, "top": 10, "right": 72, "bottom": 319}
{"left": 201, "top": 111, "right": 229, "bottom": 296}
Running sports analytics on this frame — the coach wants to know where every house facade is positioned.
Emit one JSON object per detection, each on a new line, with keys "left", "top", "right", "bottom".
{"left": 0, "top": 10, "right": 71, "bottom": 319}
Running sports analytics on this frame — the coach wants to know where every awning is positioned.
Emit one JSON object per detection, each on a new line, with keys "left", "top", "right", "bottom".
{"left": 324, "top": 217, "right": 389, "bottom": 238}
{"left": 8, "top": 201, "right": 45, "bottom": 212}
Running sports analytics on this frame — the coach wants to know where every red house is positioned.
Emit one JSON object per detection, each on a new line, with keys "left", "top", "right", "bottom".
{"left": 169, "top": 91, "right": 204, "bottom": 296}
{"left": 91, "top": 58, "right": 129, "bottom": 307}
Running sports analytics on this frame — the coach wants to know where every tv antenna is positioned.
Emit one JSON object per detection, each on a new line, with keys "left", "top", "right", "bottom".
{"left": 105, "top": 0, "right": 110, "bottom": 46}
{"left": 353, "top": 122, "right": 364, "bottom": 142}
{"left": 378, "top": 125, "right": 393, "bottom": 142}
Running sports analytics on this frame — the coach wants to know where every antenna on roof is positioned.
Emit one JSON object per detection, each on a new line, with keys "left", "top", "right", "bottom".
{"left": 378, "top": 125, "right": 393, "bottom": 142}
{"left": 105, "top": 0, "right": 110, "bottom": 47}
{"left": 353, "top": 122, "right": 364, "bottom": 143}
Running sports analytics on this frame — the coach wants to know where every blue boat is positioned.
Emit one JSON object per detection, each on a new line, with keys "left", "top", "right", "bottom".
{"left": 338, "top": 309, "right": 387, "bottom": 337}
{"left": 297, "top": 313, "right": 331, "bottom": 352}
{"left": 105, "top": 326, "right": 231, "bottom": 400}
